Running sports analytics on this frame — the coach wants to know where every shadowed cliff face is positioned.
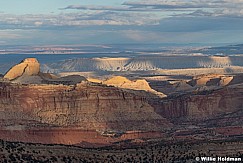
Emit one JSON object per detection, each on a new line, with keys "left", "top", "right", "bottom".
{"left": 1, "top": 80, "right": 243, "bottom": 130}
{"left": 149, "top": 84, "right": 243, "bottom": 121}
{"left": 0, "top": 82, "right": 171, "bottom": 131}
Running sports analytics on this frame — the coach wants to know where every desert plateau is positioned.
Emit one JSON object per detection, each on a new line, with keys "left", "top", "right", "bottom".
{"left": 2, "top": 0, "right": 243, "bottom": 161}
{"left": 0, "top": 51, "right": 243, "bottom": 161}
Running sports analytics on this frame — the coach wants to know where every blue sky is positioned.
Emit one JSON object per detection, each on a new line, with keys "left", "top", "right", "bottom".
{"left": 1, "top": 0, "right": 243, "bottom": 46}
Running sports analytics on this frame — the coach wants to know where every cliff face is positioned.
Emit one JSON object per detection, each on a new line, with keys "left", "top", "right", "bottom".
{"left": 1, "top": 80, "right": 243, "bottom": 130}
{"left": 149, "top": 84, "right": 243, "bottom": 121}
{"left": 0, "top": 82, "right": 170, "bottom": 131}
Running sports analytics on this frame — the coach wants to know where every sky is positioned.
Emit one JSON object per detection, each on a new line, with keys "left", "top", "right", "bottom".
{"left": 1, "top": 0, "right": 243, "bottom": 46}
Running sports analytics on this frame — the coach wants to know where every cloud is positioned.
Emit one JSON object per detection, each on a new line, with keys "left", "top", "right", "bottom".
{"left": 123, "top": 0, "right": 243, "bottom": 17}
{"left": 1, "top": 1, "right": 243, "bottom": 45}
{"left": 63, "top": 5, "right": 136, "bottom": 12}
{"left": 123, "top": 0, "right": 215, "bottom": 9}
{"left": 60, "top": 0, "right": 243, "bottom": 21}
{"left": 0, "top": 11, "right": 160, "bottom": 30}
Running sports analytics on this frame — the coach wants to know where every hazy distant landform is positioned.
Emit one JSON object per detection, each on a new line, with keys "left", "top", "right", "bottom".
{"left": 1, "top": 44, "right": 243, "bottom": 74}
{"left": 0, "top": 44, "right": 243, "bottom": 161}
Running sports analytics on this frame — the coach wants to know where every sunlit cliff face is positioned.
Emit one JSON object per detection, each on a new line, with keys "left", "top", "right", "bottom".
{"left": 4, "top": 58, "right": 40, "bottom": 80}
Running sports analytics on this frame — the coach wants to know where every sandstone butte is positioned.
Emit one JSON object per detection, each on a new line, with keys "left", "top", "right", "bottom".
{"left": 101, "top": 76, "right": 166, "bottom": 97}
{"left": 1, "top": 58, "right": 243, "bottom": 146}
{"left": 4, "top": 58, "right": 40, "bottom": 80}
{"left": 0, "top": 58, "right": 172, "bottom": 132}
{"left": 103, "top": 76, "right": 151, "bottom": 91}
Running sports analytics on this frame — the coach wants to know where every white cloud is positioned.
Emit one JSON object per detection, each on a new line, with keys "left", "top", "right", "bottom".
{"left": 0, "top": 11, "right": 160, "bottom": 30}
{"left": 123, "top": 0, "right": 243, "bottom": 17}
{"left": 1, "top": 1, "right": 243, "bottom": 45}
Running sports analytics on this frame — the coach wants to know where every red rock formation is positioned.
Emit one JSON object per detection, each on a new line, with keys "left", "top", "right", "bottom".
{"left": 1, "top": 77, "right": 242, "bottom": 130}
{"left": 0, "top": 82, "right": 171, "bottom": 132}
{"left": 149, "top": 84, "right": 243, "bottom": 120}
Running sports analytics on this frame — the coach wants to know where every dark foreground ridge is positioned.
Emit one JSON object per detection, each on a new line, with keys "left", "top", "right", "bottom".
{"left": 0, "top": 139, "right": 243, "bottom": 162}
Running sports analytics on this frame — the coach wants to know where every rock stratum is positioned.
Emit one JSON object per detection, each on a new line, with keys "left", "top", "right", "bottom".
{"left": 0, "top": 82, "right": 170, "bottom": 131}
{"left": 1, "top": 58, "right": 243, "bottom": 146}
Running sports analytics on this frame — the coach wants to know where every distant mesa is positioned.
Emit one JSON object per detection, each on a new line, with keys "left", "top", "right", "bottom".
{"left": 4, "top": 58, "right": 40, "bottom": 80}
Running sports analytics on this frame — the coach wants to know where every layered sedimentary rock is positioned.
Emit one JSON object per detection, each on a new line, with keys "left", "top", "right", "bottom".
{"left": 149, "top": 83, "right": 243, "bottom": 121}
{"left": 1, "top": 78, "right": 242, "bottom": 131}
{"left": 0, "top": 81, "right": 170, "bottom": 131}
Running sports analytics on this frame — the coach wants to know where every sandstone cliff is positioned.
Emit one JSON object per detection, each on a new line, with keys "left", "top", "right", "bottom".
{"left": 149, "top": 83, "right": 243, "bottom": 121}
{"left": 1, "top": 77, "right": 242, "bottom": 131}
{"left": 0, "top": 81, "right": 171, "bottom": 131}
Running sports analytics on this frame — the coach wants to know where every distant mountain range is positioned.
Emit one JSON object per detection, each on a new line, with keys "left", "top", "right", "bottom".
{"left": 1, "top": 43, "right": 243, "bottom": 56}
{"left": 193, "top": 44, "right": 243, "bottom": 55}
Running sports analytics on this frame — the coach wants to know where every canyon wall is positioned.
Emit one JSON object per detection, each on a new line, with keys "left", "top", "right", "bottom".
{"left": 0, "top": 81, "right": 243, "bottom": 130}
{"left": 0, "top": 82, "right": 170, "bottom": 131}
{"left": 149, "top": 84, "right": 243, "bottom": 121}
